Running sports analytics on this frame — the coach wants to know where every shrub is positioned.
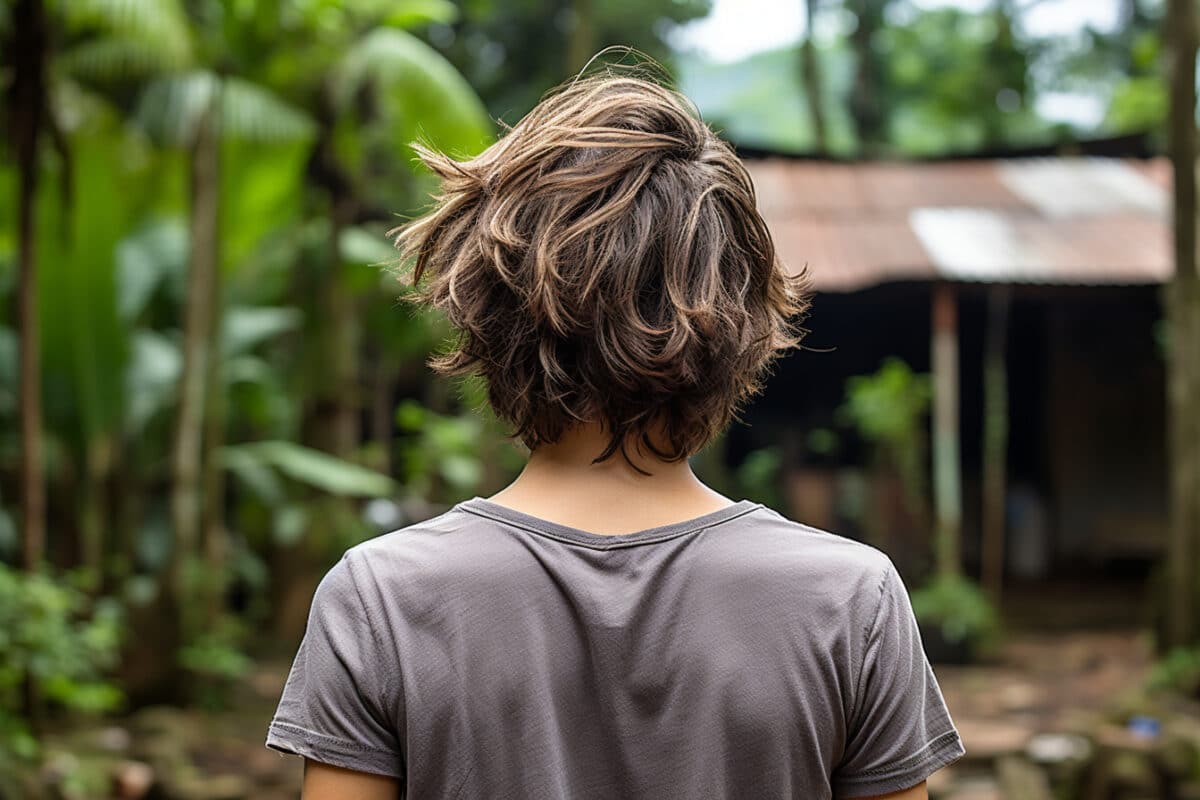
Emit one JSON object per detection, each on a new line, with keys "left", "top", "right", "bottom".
{"left": 0, "top": 565, "right": 123, "bottom": 771}
{"left": 910, "top": 574, "right": 1001, "bottom": 659}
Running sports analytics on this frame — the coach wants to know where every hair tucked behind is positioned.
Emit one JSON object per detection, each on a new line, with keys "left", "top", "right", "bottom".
{"left": 390, "top": 68, "right": 811, "bottom": 465}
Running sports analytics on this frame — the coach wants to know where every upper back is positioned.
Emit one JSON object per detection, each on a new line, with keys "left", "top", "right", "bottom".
{"left": 267, "top": 499, "right": 964, "bottom": 799}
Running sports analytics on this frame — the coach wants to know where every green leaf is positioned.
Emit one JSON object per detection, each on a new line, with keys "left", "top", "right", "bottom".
{"left": 225, "top": 441, "right": 397, "bottom": 497}
{"left": 340, "top": 226, "right": 399, "bottom": 265}
{"left": 332, "top": 28, "right": 493, "bottom": 157}
{"left": 60, "top": 0, "right": 193, "bottom": 62}
{"left": 272, "top": 505, "right": 309, "bottom": 546}
{"left": 438, "top": 454, "right": 482, "bottom": 489}
{"left": 60, "top": 35, "right": 190, "bottom": 80}
{"left": 0, "top": 327, "right": 15, "bottom": 416}
{"left": 395, "top": 399, "right": 426, "bottom": 431}
{"left": 124, "top": 330, "right": 181, "bottom": 435}
{"left": 37, "top": 133, "right": 133, "bottom": 451}
{"left": 115, "top": 218, "right": 188, "bottom": 323}
{"left": 136, "top": 71, "right": 218, "bottom": 145}
{"left": 910, "top": 575, "right": 1000, "bottom": 648}
{"left": 224, "top": 354, "right": 279, "bottom": 386}
{"left": 0, "top": 509, "right": 16, "bottom": 560}
{"left": 219, "top": 446, "right": 285, "bottom": 505}
{"left": 221, "top": 306, "right": 302, "bottom": 357}
{"left": 138, "top": 72, "right": 315, "bottom": 146}
{"left": 134, "top": 513, "right": 172, "bottom": 571}
{"left": 220, "top": 77, "right": 316, "bottom": 143}
{"left": 382, "top": 0, "right": 460, "bottom": 27}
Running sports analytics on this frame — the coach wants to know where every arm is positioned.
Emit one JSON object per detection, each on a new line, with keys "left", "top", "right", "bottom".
{"left": 266, "top": 556, "right": 406, "bottom": 788}
{"left": 857, "top": 781, "right": 927, "bottom": 800}
{"left": 832, "top": 560, "right": 964, "bottom": 798}
{"left": 303, "top": 759, "right": 401, "bottom": 800}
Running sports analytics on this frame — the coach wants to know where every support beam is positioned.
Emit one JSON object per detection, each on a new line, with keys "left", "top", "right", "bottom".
{"left": 932, "top": 283, "right": 963, "bottom": 578}
{"left": 982, "top": 285, "right": 1012, "bottom": 600}
{"left": 1165, "top": 0, "right": 1200, "bottom": 649}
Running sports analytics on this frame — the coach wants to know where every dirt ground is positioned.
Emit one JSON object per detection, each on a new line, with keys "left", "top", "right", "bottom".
{"left": 930, "top": 630, "right": 1162, "bottom": 798}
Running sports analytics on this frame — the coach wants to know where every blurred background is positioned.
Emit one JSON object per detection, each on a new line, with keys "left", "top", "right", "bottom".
{"left": 2, "top": 0, "right": 1200, "bottom": 797}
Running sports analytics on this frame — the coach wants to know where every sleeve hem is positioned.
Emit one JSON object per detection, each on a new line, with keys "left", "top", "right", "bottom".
{"left": 833, "top": 728, "right": 965, "bottom": 799}
{"left": 265, "top": 720, "right": 405, "bottom": 779}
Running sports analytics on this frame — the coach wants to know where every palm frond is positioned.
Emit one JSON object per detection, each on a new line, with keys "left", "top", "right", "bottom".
{"left": 136, "top": 70, "right": 218, "bottom": 145}
{"left": 60, "top": 35, "right": 190, "bottom": 81}
{"left": 220, "top": 77, "right": 315, "bottom": 143}
{"left": 60, "top": 0, "right": 193, "bottom": 63}
{"left": 137, "top": 72, "right": 314, "bottom": 146}
{"left": 333, "top": 28, "right": 492, "bottom": 157}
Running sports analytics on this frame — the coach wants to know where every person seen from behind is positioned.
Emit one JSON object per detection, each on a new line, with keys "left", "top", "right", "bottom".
{"left": 265, "top": 58, "right": 966, "bottom": 800}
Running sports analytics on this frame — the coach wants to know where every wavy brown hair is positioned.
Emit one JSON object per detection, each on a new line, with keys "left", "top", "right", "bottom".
{"left": 390, "top": 68, "right": 811, "bottom": 465}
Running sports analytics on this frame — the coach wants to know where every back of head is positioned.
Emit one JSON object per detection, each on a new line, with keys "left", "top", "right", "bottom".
{"left": 392, "top": 65, "right": 811, "bottom": 464}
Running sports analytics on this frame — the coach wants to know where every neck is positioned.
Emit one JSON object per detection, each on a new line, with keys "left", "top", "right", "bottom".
{"left": 487, "top": 423, "right": 734, "bottom": 535}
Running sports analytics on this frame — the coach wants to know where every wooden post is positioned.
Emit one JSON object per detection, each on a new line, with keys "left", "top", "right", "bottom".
{"left": 982, "top": 285, "right": 1012, "bottom": 600}
{"left": 932, "top": 283, "right": 963, "bottom": 578}
{"left": 1166, "top": 0, "right": 1200, "bottom": 649}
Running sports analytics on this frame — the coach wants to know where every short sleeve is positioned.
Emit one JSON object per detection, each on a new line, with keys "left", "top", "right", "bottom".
{"left": 265, "top": 553, "right": 404, "bottom": 779}
{"left": 832, "top": 560, "right": 965, "bottom": 798}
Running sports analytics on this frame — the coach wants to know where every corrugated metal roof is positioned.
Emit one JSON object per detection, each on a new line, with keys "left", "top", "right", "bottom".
{"left": 747, "top": 157, "right": 1172, "bottom": 292}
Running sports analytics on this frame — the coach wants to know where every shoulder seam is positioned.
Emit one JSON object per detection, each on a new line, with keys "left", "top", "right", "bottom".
{"left": 849, "top": 559, "right": 893, "bottom": 731}
{"left": 342, "top": 552, "right": 404, "bottom": 729}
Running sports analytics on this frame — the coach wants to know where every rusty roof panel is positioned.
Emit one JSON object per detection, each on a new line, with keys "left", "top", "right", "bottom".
{"left": 911, "top": 209, "right": 1169, "bottom": 284}
{"left": 747, "top": 156, "right": 1172, "bottom": 292}
{"left": 749, "top": 159, "right": 1030, "bottom": 217}
{"left": 997, "top": 159, "right": 1166, "bottom": 218}
{"left": 774, "top": 218, "right": 936, "bottom": 292}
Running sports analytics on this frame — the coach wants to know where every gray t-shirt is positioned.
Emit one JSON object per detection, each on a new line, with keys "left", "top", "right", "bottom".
{"left": 266, "top": 498, "right": 964, "bottom": 799}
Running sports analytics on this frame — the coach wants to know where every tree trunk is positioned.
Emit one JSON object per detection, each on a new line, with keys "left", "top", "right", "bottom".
{"left": 847, "top": 0, "right": 886, "bottom": 155}
{"left": 370, "top": 354, "right": 395, "bottom": 475}
{"left": 1165, "top": 0, "right": 1200, "bottom": 650}
{"left": 201, "top": 153, "right": 227, "bottom": 624}
{"left": 303, "top": 107, "right": 361, "bottom": 459}
{"left": 981, "top": 285, "right": 1011, "bottom": 601}
{"left": 13, "top": 0, "right": 48, "bottom": 572}
{"left": 170, "top": 96, "right": 220, "bottom": 620}
{"left": 324, "top": 195, "right": 360, "bottom": 458}
{"left": 801, "top": 0, "right": 828, "bottom": 155}
{"left": 932, "top": 283, "right": 963, "bottom": 578}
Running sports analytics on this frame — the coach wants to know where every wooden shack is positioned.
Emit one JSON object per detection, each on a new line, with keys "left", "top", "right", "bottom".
{"left": 741, "top": 156, "right": 1172, "bottom": 588}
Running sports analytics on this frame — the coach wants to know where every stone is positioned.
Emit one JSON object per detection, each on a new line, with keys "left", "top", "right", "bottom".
{"left": 940, "top": 776, "right": 1002, "bottom": 800}
{"left": 170, "top": 773, "right": 250, "bottom": 800}
{"left": 998, "top": 682, "right": 1040, "bottom": 712}
{"left": 95, "top": 726, "right": 133, "bottom": 754}
{"left": 1025, "top": 732, "right": 1092, "bottom": 764}
{"left": 954, "top": 718, "right": 1033, "bottom": 762}
{"left": 995, "top": 755, "right": 1053, "bottom": 800}
{"left": 112, "top": 760, "right": 156, "bottom": 799}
